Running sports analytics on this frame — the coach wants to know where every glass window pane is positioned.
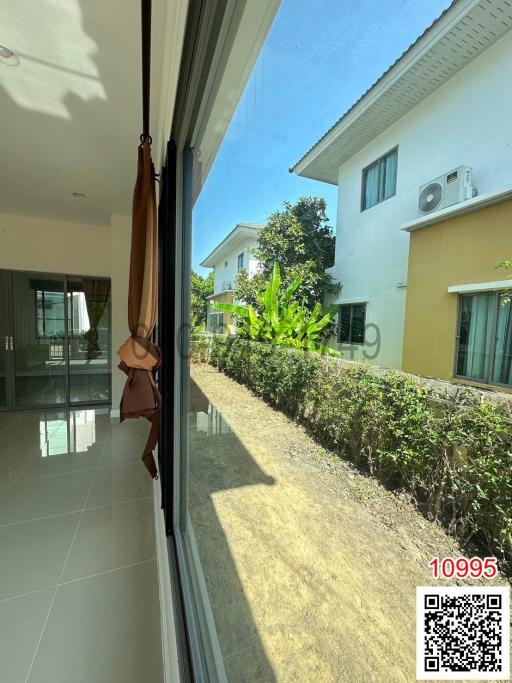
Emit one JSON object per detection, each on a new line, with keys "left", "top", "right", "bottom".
{"left": 457, "top": 294, "right": 495, "bottom": 382}
{"left": 493, "top": 294, "right": 512, "bottom": 386}
{"left": 338, "top": 305, "right": 351, "bottom": 342}
{"left": 179, "top": 1, "right": 511, "bottom": 679}
{"left": 13, "top": 273, "right": 66, "bottom": 406}
{"left": 456, "top": 295, "right": 472, "bottom": 376}
{"left": 68, "top": 278, "right": 111, "bottom": 404}
{"left": 383, "top": 149, "right": 398, "bottom": 199}
{"left": 351, "top": 304, "right": 366, "bottom": 344}
{"left": 0, "top": 272, "right": 9, "bottom": 408}
{"left": 363, "top": 162, "right": 379, "bottom": 210}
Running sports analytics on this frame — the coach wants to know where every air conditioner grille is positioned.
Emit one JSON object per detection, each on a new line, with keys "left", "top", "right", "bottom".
{"left": 419, "top": 182, "right": 444, "bottom": 214}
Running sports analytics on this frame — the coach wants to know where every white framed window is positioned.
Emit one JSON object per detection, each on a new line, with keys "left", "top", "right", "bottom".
{"left": 207, "top": 312, "right": 225, "bottom": 334}
{"left": 361, "top": 147, "right": 398, "bottom": 211}
{"left": 455, "top": 292, "right": 512, "bottom": 387}
{"left": 338, "top": 303, "right": 366, "bottom": 344}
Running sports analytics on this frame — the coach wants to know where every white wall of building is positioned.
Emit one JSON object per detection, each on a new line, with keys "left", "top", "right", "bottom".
{"left": 331, "top": 29, "right": 512, "bottom": 368}
{"left": 212, "top": 238, "right": 260, "bottom": 294}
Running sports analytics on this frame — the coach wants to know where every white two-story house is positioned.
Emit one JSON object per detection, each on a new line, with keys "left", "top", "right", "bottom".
{"left": 292, "top": 0, "right": 512, "bottom": 371}
{"left": 200, "top": 222, "right": 262, "bottom": 333}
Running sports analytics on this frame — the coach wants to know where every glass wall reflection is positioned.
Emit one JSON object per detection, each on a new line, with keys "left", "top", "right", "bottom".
{"left": 9, "top": 271, "right": 111, "bottom": 408}
{"left": 13, "top": 272, "right": 67, "bottom": 406}
{"left": 67, "top": 277, "right": 111, "bottom": 404}
{"left": 0, "top": 272, "right": 8, "bottom": 409}
{"left": 39, "top": 409, "right": 98, "bottom": 456}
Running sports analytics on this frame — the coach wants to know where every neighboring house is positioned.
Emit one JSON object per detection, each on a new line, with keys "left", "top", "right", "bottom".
{"left": 291, "top": 0, "right": 512, "bottom": 377}
{"left": 200, "top": 223, "right": 263, "bottom": 333}
{"left": 402, "top": 191, "right": 512, "bottom": 389}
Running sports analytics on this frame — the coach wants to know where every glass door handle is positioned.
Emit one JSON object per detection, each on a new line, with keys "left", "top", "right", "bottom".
{"left": 4, "top": 336, "right": 8, "bottom": 351}
{"left": 9, "top": 336, "right": 14, "bottom": 351}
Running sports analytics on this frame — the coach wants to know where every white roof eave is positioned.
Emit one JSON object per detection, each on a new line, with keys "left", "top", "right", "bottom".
{"left": 291, "top": 0, "right": 511, "bottom": 183}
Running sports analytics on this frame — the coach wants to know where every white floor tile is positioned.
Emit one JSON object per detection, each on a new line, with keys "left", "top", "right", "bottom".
{"left": 0, "top": 512, "right": 79, "bottom": 599}
{"left": 63, "top": 498, "right": 155, "bottom": 581}
{"left": 28, "top": 561, "right": 163, "bottom": 683}
{"left": 0, "top": 470, "right": 95, "bottom": 525}
{"left": 0, "top": 588, "right": 54, "bottom": 683}
{"left": 86, "top": 462, "right": 153, "bottom": 508}
{"left": 21, "top": 446, "right": 102, "bottom": 478}
{"left": 99, "top": 437, "right": 148, "bottom": 468}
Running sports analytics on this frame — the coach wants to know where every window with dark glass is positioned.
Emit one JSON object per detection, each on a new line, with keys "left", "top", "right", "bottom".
{"left": 35, "top": 288, "right": 65, "bottom": 338}
{"left": 361, "top": 147, "right": 398, "bottom": 210}
{"left": 237, "top": 252, "right": 244, "bottom": 271}
{"left": 207, "top": 312, "right": 225, "bottom": 333}
{"left": 338, "top": 303, "right": 366, "bottom": 344}
{"left": 456, "top": 292, "right": 512, "bottom": 387}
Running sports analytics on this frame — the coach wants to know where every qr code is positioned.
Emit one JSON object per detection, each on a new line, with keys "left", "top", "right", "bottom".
{"left": 417, "top": 587, "right": 510, "bottom": 680}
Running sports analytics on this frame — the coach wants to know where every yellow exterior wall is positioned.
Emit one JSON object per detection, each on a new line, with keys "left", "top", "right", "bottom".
{"left": 403, "top": 200, "right": 512, "bottom": 381}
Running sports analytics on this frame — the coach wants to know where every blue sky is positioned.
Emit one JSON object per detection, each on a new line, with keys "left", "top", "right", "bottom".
{"left": 193, "top": 0, "right": 449, "bottom": 275}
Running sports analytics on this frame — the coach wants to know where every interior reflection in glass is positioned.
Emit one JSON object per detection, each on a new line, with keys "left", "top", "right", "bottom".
{"left": 190, "top": 405, "right": 231, "bottom": 437}
{"left": 39, "top": 409, "right": 97, "bottom": 456}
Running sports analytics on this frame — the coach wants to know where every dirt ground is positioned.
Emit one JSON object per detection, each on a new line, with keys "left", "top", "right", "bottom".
{"left": 188, "top": 363, "right": 510, "bottom": 683}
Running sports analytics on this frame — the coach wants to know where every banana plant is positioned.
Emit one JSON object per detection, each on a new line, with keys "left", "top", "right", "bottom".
{"left": 212, "top": 262, "right": 341, "bottom": 357}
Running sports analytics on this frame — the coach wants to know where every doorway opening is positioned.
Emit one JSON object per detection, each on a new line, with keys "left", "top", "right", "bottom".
{"left": 0, "top": 270, "right": 111, "bottom": 410}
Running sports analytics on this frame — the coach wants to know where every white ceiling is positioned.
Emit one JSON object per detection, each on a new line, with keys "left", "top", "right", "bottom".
{"left": 0, "top": 0, "right": 187, "bottom": 225}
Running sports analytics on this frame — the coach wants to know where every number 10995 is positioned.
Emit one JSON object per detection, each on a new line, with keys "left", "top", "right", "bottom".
{"left": 429, "top": 556, "right": 498, "bottom": 580}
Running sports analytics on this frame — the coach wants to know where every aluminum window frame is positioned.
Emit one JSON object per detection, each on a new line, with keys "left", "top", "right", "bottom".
{"left": 337, "top": 302, "right": 367, "bottom": 345}
{"left": 360, "top": 145, "right": 398, "bottom": 212}
{"left": 453, "top": 291, "right": 511, "bottom": 389}
{"left": 158, "top": 1, "right": 281, "bottom": 681}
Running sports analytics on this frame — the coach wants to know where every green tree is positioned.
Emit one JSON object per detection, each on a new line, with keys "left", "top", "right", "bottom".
{"left": 215, "top": 262, "right": 341, "bottom": 356}
{"left": 190, "top": 270, "right": 214, "bottom": 326}
{"left": 235, "top": 197, "right": 339, "bottom": 310}
{"left": 496, "top": 260, "right": 511, "bottom": 305}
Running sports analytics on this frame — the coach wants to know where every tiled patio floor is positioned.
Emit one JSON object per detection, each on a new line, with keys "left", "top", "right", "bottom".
{"left": 0, "top": 407, "right": 163, "bottom": 683}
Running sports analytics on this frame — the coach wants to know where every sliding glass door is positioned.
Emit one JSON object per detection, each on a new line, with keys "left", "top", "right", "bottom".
{"left": 67, "top": 277, "right": 111, "bottom": 404}
{"left": 13, "top": 271, "right": 67, "bottom": 407}
{"left": 0, "top": 269, "right": 111, "bottom": 409}
{"left": 0, "top": 271, "right": 11, "bottom": 410}
{"left": 456, "top": 291, "right": 512, "bottom": 387}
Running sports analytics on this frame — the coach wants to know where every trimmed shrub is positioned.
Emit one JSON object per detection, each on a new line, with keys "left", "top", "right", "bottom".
{"left": 189, "top": 334, "right": 210, "bottom": 363}
{"left": 207, "top": 337, "right": 512, "bottom": 568}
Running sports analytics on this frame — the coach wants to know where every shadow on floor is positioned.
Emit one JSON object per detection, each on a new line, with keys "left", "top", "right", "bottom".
{"left": 188, "top": 378, "right": 277, "bottom": 682}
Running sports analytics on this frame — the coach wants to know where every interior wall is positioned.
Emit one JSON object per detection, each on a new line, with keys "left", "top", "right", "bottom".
{"left": 0, "top": 210, "right": 131, "bottom": 412}
{"left": 0, "top": 212, "right": 111, "bottom": 276}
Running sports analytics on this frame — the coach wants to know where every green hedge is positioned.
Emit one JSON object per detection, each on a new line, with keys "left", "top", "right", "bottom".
{"left": 207, "top": 336, "right": 512, "bottom": 568}
{"left": 189, "top": 334, "right": 210, "bottom": 364}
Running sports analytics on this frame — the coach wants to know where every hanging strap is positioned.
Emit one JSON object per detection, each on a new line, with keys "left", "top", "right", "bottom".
{"left": 141, "top": 0, "right": 152, "bottom": 141}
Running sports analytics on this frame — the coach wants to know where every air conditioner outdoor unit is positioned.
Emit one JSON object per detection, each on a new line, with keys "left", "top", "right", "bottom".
{"left": 418, "top": 166, "right": 476, "bottom": 216}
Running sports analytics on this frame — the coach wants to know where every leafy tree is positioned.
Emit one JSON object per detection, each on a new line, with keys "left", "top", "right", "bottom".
{"left": 496, "top": 260, "right": 511, "bottom": 305}
{"left": 190, "top": 270, "right": 214, "bottom": 326}
{"left": 215, "top": 262, "right": 340, "bottom": 356}
{"left": 235, "top": 197, "right": 339, "bottom": 310}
